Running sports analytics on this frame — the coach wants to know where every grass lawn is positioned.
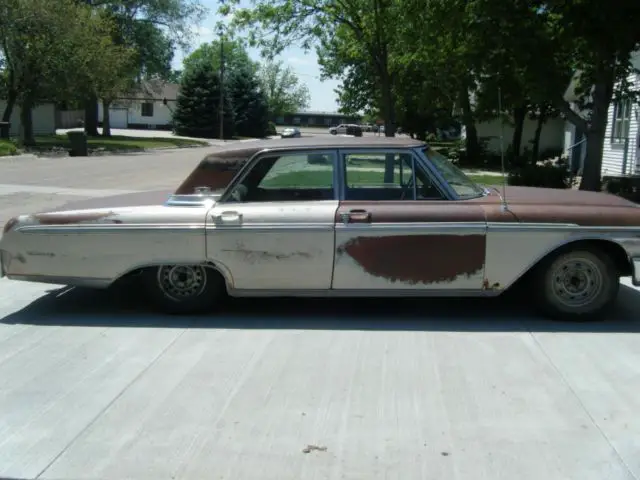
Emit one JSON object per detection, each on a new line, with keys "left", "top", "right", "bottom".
{"left": 465, "top": 174, "right": 505, "bottom": 186}
{"left": 0, "top": 139, "right": 18, "bottom": 156}
{"left": 262, "top": 169, "right": 410, "bottom": 188}
{"left": 27, "top": 134, "right": 208, "bottom": 153}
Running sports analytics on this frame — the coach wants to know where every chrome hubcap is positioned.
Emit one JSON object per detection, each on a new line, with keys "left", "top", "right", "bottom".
{"left": 551, "top": 258, "right": 603, "bottom": 307}
{"left": 157, "top": 265, "right": 207, "bottom": 301}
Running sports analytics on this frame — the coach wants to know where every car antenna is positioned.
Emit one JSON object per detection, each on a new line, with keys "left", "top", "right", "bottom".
{"left": 498, "top": 86, "right": 509, "bottom": 212}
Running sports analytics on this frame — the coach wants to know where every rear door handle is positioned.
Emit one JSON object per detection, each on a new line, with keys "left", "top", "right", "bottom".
{"left": 346, "top": 209, "right": 371, "bottom": 223}
{"left": 213, "top": 211, "right": 243, "bottom": 223}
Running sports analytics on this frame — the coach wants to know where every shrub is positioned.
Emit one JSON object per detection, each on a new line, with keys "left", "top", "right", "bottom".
{"left": 0, "top": 139, "right": 18, "bottom": 156}
{"left": 508, "top": 160, "right": 571, "bottom": 189}
{"left": 603, "top": 176, "right": 640, "bottom": 203}
{"left": 267, "top": 121, "right": 277, "bottom": 136}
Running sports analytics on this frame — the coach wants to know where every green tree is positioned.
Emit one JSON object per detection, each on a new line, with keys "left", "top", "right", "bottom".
{"left": 173, "top": 62, "right": 234, "bottom": 139}
{"left": 0, "top": 0, "right": 132, "bottom": 145}
{"left": 540, "top": 0, "right": 640, "bottom": 190}
{"left": 227, "top": 66, "right": 270, "bottom": 138}
{"left": 226, "top": 0, "right": 399, "bottom": 134}
{"left": 183, "top": 38, "right": 259, "bottom": 78}
{"left": 81, "top": 0, "right": 205, "bottom": 136}
{"left": 258, "top": 60, "right": 310, "bottom": 117}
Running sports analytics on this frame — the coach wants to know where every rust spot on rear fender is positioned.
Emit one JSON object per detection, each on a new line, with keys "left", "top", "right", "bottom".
{"left": 337, "top": 235, "right": 485, "bottom": 284}
{"left": 32, "top": 211, "right": 118, "bottom": 225}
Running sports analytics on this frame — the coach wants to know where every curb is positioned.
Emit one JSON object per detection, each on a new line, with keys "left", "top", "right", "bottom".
{"left": 0, "top": 153, "right": 39, "bottom": 161}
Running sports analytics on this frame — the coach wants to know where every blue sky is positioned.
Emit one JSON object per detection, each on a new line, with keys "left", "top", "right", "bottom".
{"left": 171, "top": 0, "right": 341, "bottom": 112}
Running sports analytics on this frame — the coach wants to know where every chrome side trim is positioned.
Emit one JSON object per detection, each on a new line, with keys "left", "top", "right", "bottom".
{"left": 228, "top": 288, "right": 500, "bottom": 298}
{"left": 335, "top": 222, "right": 486, "bottom": 233}
{"left": 16, "top": 224, "right": 206, "bottom": 234}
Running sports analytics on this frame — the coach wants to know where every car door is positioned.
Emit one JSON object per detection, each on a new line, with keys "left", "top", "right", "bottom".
{"left": 206, "top": 149, "right": 339, "bottom": 291}
{"left": 331, "top": 149, "right": 487, "bottom": 291}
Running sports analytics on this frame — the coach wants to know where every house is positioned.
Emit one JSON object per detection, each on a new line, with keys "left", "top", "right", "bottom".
{"left": 563, "top": 51, "right": 640, "bottom": 176}
{"left": 273, "top": 111, "right": 362, "bottom": 128}
{"left": 0, "top": 100, "right": 57, "bottom": 137}
{"left": 460, "top": 94, "right": 566, "bottom": 157}
{"left": 97, "top": 80, "right": 178, "bottom": 131}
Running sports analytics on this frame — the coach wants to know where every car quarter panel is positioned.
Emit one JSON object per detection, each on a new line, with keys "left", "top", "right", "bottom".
{"left": 1, "top": 206, "right": 208, "bottom": 286}
{"left": 332, "top": 201, "right": 488, "bottom": 290}
{"left": 205, "top": 200, "right": 339, "bottom": 290}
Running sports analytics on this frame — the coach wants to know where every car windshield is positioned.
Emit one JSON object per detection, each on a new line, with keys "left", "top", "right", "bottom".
{"left": 422, "top": 147, "right": 485, "bottom": 198}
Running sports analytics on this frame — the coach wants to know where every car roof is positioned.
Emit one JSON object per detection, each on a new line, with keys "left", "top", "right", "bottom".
{"left": 203, "top": 135, "right": 424, "bottom": 159}
{"left": 174, "top": 136, "right": 426, "bottom": 194}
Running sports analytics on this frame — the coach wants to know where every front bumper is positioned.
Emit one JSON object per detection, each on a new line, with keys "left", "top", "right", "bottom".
{"left": 633, "top": 257, "right": 640, "bottom": 286}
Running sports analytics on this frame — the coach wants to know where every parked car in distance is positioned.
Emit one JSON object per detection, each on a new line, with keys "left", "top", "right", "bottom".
{"left": 329, "top": 124, "right": 363, "bottom": 136}
{"left": 280, "top": 127, "right": 301, "bottom": 138}
{"left": 2, "top": 135, "right": 640, "bottom": 321}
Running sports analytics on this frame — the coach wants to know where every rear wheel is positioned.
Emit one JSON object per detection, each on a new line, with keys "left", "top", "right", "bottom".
{"left": 533, "top": 248, "right": 619, "bottom": 321}
{"left": 145, "top": 264, "right": 226, "bottom": 314}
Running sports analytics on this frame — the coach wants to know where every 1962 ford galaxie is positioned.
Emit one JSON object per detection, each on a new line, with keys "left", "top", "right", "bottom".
{"left": 2, "top": 136, "right": 640, "bottom": 321}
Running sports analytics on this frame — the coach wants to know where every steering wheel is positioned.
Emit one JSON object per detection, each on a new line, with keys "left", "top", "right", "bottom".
{"left": 229, "top": 184, "right": 248, "bottom": 202}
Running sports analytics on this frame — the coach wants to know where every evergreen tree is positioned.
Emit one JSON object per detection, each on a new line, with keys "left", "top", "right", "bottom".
{"left": 173, "top": 63, "right": 234, "bottom": 139}
{"left": 227, "top": 66, "right": 270, "bottom": 138}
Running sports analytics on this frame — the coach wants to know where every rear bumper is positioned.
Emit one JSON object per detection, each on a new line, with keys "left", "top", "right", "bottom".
{"left": 632, "top": 257, "right": 640, "bottom": 286}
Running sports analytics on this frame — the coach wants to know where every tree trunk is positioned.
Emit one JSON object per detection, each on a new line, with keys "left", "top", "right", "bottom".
{"left": 579, "top": 75, "right": 614, "bottom": 191}
{"left": 511, "top": 105, "right": 526, "bottom": 159}
{"left": 84, "top": 95, "right": 99, "bottom": 136}
{"left": 379, "top": 72, "right": 396, "bottom": 138}
{"left": 19, "top": 97, "right": 35, "bottom": 146}
{"left": 459, "top": 82, "right": 480, "bottom": 164}
{"left": 102, "top": 99, "right": 111, "bottom": 137}
{"left": 1, "top": 90, "right": 16, "bottom": 123}
{"left": 531, "top": 112, "right": 546, "bottom": 162}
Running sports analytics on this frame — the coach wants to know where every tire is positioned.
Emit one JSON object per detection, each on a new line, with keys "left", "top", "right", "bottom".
{"left": 330, "top": 130, "right": 337, "bottom": 135}
{"left": 532, "top": 248, "right": 619, "bottom": 321}
{"left": 144, "top": 264, "right": 226, "bottom": 314}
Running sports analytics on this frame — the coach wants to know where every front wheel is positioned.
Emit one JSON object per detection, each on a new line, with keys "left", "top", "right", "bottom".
{"left": 145, "top": 264, "right": 226, "bottom": 314}
{"left": 533, "top": 248, "right": 619, "bottom": 321}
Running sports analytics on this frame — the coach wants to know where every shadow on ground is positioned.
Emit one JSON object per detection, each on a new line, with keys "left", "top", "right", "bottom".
{"left": 2, "top": 282, "right": 640, "bottom": 333}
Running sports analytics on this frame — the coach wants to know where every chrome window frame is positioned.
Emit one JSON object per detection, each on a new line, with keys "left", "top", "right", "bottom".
{"left": 217, "top": 147, "right": 340, "bottom": 204}
{"left": 415, "top": 146, "right": 483, "bottom": 200}
{"left": 336, "top": 147, "right": 452, "bottom": 201}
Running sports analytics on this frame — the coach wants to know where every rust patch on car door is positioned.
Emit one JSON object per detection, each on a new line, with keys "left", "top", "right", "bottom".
{"left": 337, "top": 234, "right": 486, "bottom": 284}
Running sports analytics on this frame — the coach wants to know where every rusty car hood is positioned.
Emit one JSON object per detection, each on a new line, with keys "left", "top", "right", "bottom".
{"left": 478, "top": 186, "right": 640, "bottom": 226}
{"left": 490, "top": 185, "right": 636, "bottom": 207}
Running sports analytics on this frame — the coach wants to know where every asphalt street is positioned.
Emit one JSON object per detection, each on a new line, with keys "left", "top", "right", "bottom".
{"left": 1, "top": 144, "right": 640, "bottom": 480}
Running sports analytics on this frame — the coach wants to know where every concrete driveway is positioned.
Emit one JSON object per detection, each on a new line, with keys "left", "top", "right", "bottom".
{"left": 1, "top": 150, "right": 640, "bottom": 480}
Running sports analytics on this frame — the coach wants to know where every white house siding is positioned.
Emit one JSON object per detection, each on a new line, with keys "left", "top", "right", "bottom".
{"left": 601, "top": 72, "right": 640, "bottom": 177}
{"left": 464, "top": 117, "right": 565, "bottom": 155}
{"left": 0, "top": 101, "right": 56, "bottom": 136}
{"left": 97, "top": 100, "right": 175, "bottom": 130}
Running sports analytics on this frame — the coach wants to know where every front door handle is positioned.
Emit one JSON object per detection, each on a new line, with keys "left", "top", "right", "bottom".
{"left": 213, "top": 211, "right": 243, "bottom": 223}
{"left": 346, "top": 209, "right": 371, "bottom": 223}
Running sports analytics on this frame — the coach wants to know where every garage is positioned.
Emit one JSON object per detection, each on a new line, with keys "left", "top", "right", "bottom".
{"left": 108, "top": 108, "right": 128, "bottom": 129}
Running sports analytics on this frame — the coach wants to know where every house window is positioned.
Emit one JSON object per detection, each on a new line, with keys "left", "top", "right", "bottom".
{"left": 611, "top": 98, "right": 631, "bottom": 143}
{"left": 141, "top": 102, "right": 154, "bottom": 117}
{"left": 293, "top": 117, "right": 301, "bottom": 125}
{"left": 324, "top": 117, "right": 332, "bottom": 125}
{"left": 307, "top": 117, "right": 315, "bottom": 125}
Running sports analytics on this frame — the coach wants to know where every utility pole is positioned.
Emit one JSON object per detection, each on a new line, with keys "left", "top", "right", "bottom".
{"left": 219, "top": 27, "right": 225, "bottom": 141}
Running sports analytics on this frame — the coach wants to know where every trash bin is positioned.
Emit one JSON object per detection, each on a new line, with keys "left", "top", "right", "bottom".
{"left": 0, "top": 122, "right": 10, "bottom": 139}
{"left": 67, "top": 130, "right": 88, "bottom": 156}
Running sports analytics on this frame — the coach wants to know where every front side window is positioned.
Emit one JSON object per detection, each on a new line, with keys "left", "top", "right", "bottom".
{"left": 422, "top": 147, "right": 484, "bottom": 199}
{"left": 612, "top": 98, "right": 631, "bottom": 143}
{"left": 343, "top": 151, "right": 444, "bottom": 201}
{"left": 223, "top": 151, "right": 336, "bottom": 203}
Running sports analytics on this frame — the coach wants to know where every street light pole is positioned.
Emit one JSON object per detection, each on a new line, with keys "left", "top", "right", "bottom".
{"left": 219, "top": 28, "right": 225, "bottom": 141}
